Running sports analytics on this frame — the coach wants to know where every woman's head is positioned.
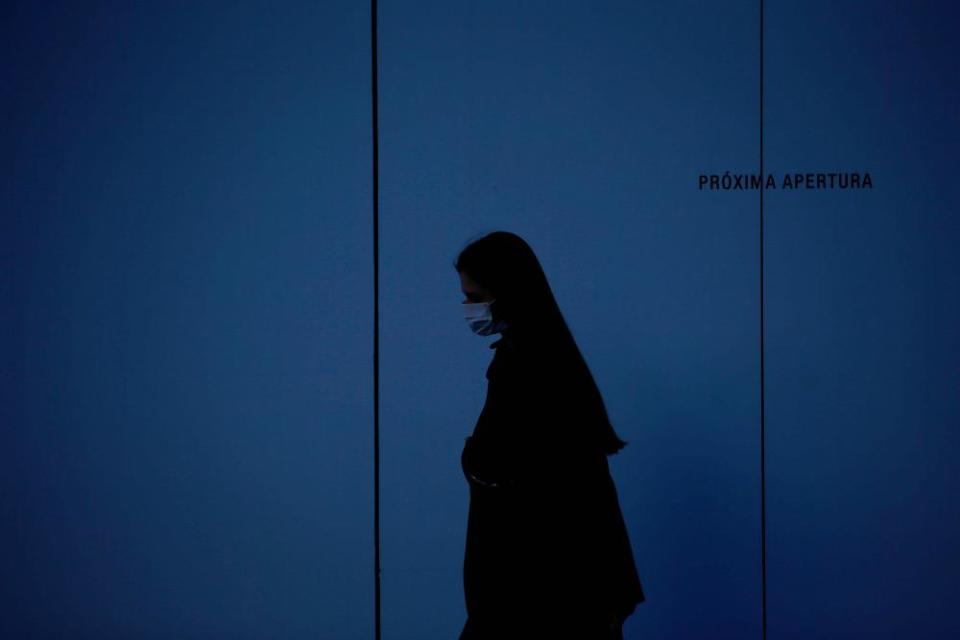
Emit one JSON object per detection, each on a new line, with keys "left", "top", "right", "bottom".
{"left": 453, "top": 230, "right": 628, "bottom": 455}
{"left": 454, "top": 231, "right": 563, "bottom": 343}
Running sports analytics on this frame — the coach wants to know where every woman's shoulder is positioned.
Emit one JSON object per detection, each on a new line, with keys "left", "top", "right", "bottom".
{"left": 485, "top": 334, "right": 523, "bottom": 380}
{"left": 485, "top": 333, "right": 554, "bottom": 378}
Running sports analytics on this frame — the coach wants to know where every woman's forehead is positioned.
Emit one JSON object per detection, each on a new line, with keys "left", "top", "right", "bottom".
{"left": 459, "top": 271, "right": 488, "bottom": 292}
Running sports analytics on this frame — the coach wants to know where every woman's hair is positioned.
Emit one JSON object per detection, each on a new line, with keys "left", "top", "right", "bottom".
{"left": 454, "top": 230, "right": 628, "bottom": 455}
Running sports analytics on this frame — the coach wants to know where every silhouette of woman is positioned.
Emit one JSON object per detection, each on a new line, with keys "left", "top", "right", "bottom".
{"left": 454, "top": 231, "right": 645, "bottom": 640}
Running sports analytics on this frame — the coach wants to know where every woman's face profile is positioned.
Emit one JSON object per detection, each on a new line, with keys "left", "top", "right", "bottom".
{"left": 459, "top": 270, "right": 494, "bottom": 304}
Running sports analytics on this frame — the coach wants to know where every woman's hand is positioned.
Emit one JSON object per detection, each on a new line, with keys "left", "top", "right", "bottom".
{"left": 462, "top": 435, "right": 518, "bottom": 489}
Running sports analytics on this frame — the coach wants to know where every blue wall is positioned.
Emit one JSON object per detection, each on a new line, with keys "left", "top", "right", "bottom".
{"left": 2, "top": 2, "right": 373, "bottom": 638}
{"left": 379, "top": 2, "right": 761, "bottom": 639}
{"left": 765, "top": 2, "right": 960, "bottom": 638}
{"left": 2, "top": 1, "right": 957, "bottom": 639}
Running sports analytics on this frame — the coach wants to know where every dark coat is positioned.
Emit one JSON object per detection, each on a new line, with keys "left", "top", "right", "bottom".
{"left": 459, "top": 331, "right": 645, "bottom": 639}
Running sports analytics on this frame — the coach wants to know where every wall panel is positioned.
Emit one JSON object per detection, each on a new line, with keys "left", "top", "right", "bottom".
{"left": 380, "top": 3, "right": 762, "bottom": 638}
{"left": 765, "top": 2, "right": 960, "bottom": 637}
{"left": 0, "top": 3, "right": 373, "bottom": 638}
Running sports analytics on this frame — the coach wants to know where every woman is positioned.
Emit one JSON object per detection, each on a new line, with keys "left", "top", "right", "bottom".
{"left": 454, "top": 231, "right": 645, "bottom": 640}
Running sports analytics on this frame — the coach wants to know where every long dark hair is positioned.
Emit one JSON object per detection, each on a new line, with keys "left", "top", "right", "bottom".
{"left": 454, "top": 230, "right": 628, "bottom": 456}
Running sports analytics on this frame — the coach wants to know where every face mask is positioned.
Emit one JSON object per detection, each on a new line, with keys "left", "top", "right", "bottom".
{"left": 462, "top": 299, "right": 509, "bottom": 336}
